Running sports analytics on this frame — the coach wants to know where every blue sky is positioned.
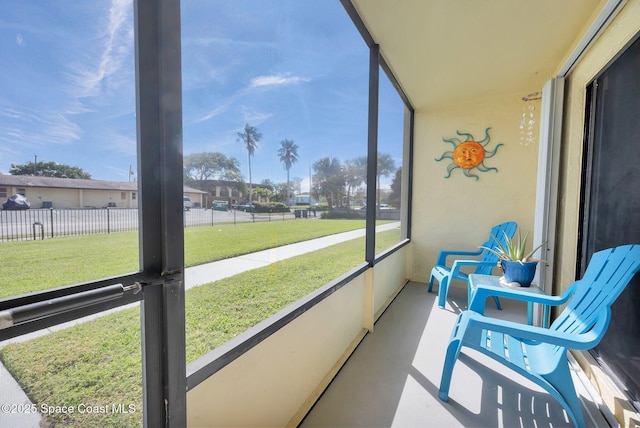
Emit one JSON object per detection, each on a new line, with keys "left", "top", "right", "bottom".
{"left": 0, "top": 1, "right": 405, "bottom": 191}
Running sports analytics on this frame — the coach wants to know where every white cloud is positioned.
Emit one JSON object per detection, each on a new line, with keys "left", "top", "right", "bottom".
{"left": 101, "top": 132, "right": 136, "bottom": 156}
{"left": 0, "top": 107, "right": 81, "bottom": 148}
{"left": 42, "top": 113, "right": 83, "bottom": 142}
{"left": 240, "top": 105, "right": 272, "bottom": 125}
{"left": 300, "top": 176, "right": 311, "bottom": 193}
{"left": 0, "top": 107, "right": 23, "bottom": 120}
{"left": 15, "top": 33, "right": 24, "bottom": 47}
{"left": 193, "top": 98, "right": 237, "bottom": 124}
{"left": 67, "top": 0, "right": 133, "bottom": 99}
{"left": 248, "top": 73, "right": 310, "bottom": 89}
{"left": 104, "top": 164, "right": 136, "bottom": 181}
{"left": 192, "top": 72, "right": 309, "bottom": 124}
{"left": 186, "top": 36, "right": 275, "bottom": 51}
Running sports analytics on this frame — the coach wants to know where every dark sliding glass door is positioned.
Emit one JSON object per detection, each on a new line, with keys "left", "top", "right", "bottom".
{"left": 580, "top": 34, "right": 640, "bottom": 409}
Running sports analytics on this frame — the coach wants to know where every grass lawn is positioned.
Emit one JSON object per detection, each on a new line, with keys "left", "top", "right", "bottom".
{"left": 0, "top": 219, "right": 373, "bottom": 299}
{"left": 0, "top": 233, "right": 139, "bottom": 298}
{"left": 184, "top": 218, "right": 377, "bottom": 266}
{"left": 0, "top": 222, "right": 401, "bottom": 427}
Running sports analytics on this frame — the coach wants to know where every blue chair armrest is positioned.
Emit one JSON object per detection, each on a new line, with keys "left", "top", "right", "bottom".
{"left": 463, "top": 310, "right": 607, "bottom": 350}
{"left": 468, "top": 281, "right": 577, "bottom": 314}
{"left": 449, "top": 260, "right": 498, "bottom": 282}
{"left": 436, "top": 248, "right": 483, "bottom": 266}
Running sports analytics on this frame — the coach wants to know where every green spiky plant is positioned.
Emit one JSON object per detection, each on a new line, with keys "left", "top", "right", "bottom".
{"left": 481, "top": 229, "right": 546, "bottom": 264}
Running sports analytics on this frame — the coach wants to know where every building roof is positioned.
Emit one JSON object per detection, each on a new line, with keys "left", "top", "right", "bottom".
{"left": 0, "top": 175, "right": 205, "bottom": 194}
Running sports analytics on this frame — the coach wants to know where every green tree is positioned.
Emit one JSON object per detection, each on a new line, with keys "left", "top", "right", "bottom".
{"left": 183, "top": 152, "right": 243, "bottom": 189}
{"left": 388, "top": 167, "right": 402, "bottom": 208}
{"left": 376, "top": 152, "right": 396, "bottom": 211}
{"left": 343, "top": 156, "right": 367, "bottom": 209}
{"left": 10, "top": 161, "right": 92, "bottom": 179}
{"left": 273, "top": 183, "right": 287, "bottom": 202}
{"left": 277, "top": 139, "right": 299, "bottom": 205}
{"left": 312, "top": 156, "right": 344, "bottom": 208}
{"left": 253, "top": 186, "right": 273, "bottom": 202}
{"left": 237, "top": 124, "right": 262, "bottom": 205}
{"left": 259, "top": 178, "right": 276, "bottom": 190}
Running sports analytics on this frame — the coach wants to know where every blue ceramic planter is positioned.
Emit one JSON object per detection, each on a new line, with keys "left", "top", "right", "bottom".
{"left": 502, "top": 260, "right": 538, "bottom": 287}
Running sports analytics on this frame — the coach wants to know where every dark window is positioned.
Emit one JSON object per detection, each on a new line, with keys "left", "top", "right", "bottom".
{"left": 580, "top": 35, "right": 640, "bottom": 409}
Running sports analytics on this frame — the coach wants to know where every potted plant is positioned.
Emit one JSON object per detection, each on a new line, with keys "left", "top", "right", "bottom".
{"left": 481, "top": 229, "right": 546, "bottom": 287}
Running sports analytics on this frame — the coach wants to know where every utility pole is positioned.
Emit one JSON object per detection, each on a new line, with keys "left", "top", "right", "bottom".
{"left": 34, "top": 154, "right": 37, "bottom": 176}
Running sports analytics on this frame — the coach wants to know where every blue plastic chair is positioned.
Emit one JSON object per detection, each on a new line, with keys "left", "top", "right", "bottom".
{"left": 439, "top": 244, "right": 640, "bottom": 428}
{"left": 428, "top": 221, "right": 517, "bottom": 308}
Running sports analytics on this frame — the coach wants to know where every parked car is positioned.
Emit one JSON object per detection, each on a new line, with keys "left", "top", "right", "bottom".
{"left": 238, "top": 204, "right": 255, "bottom": 213}
{"left": 2, "top": 194, "right": 31, "bottom": 210}
{"left": 359, "top": 204, "right": 390, "bottom": 210}
{"left": 211, "top": 200, "right": 228, "bottom": 211}
{"left": 183, "top": 196, "right": 192, "bottom": 211}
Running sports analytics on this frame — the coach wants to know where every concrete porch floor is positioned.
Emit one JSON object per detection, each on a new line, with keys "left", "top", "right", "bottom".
{"left": 301, "top": 282, "right": 613, "bottom": 428}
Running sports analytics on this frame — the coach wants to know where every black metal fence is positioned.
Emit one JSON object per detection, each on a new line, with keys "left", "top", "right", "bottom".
{"left": 0, "top": 208, "right": 298, "bottom": 242}
{"left": 184, "top": 207, "right": 295, "bottom": 228}
{"left": 0, "top": 208, "right": 138, "bottom": 242}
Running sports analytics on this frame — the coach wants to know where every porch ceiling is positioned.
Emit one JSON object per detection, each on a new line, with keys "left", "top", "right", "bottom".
{"left": 350, "top": 0, "right": 603, "bottom": 110}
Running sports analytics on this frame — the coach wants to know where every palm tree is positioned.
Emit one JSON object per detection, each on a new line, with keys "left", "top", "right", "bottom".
{"left": 277, "top": 139, "right": 299, "bottom": 205}
{"left": 343, "top": 157, "right": 366, "bottom": 209}
{"left": 237, "top": 124, "right": 262, "bottom": 205}
{"left": 312, "top": 156, "right": 344, "bottom": 208}
{"left": 377, "top": 152, "right": 396, "bottom": 211}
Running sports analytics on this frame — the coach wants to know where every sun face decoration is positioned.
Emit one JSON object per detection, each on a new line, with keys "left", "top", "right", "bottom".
{"left": 435, "top": 127, "right": 503, "bottom": 180}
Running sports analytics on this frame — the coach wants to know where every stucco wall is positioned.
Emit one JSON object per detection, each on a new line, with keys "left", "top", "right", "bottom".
{"left": 187, "top": 249, "right": 408, "bottom": 427}
{"left": 408, "top": 93, "right": 541, "bottom": 285}
{"left": 374, "top": 245, "right": 407, "bottom": 319}
{"left": 82, "top": 190, "right": 134, "bottom": 208}
{"left": 2, "top": 186, "right": 138, "bottom": 209}
{"left": 187, "top": 275, "right": 366, "bottom": 427}
{"left": 19, "top": 188, "right": 80, "bottom": 208}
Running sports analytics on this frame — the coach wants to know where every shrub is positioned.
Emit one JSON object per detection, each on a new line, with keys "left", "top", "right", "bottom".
{"left": 253, "top": 202, "right": 291, "bottom": 213}
{"left": 320, "top": 208, "right": 365, "bottom": 219}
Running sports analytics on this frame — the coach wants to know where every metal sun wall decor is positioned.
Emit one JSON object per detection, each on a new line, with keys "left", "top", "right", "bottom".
{"left": 435, "top": 127, "right": 503, "bottom": 180}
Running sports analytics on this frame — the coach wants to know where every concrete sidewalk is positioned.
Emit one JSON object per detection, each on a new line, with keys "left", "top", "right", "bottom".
{"left": 0, "top": 222, "right": 400, "bottom": 427}
{"left": 185, "top": 222, "right": 399, "bottom": 289}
